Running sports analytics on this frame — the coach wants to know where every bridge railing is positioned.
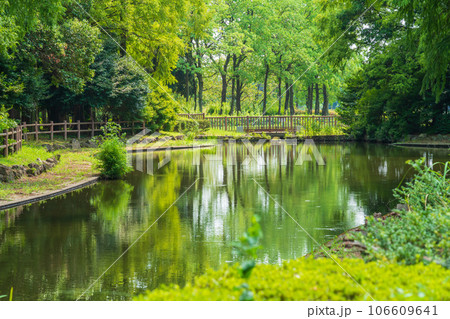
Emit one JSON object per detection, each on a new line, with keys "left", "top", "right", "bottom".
{"left": 178, "top": 114, "right": 340, "bottom": 132}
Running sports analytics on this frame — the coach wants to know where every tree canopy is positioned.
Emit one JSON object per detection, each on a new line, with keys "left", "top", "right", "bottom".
{"left": 0, "top": 0, "right": 448, "bottom": 139}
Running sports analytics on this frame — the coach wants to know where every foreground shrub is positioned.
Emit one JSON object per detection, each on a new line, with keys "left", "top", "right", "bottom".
{"left": 358, "top": 159, "right": 449, "bottom": 266}
{"left": 97, "top": 137, "right": 130, "bottom": 179}
{"left": 135, "top": 258, "right": 450, "bottom": 301}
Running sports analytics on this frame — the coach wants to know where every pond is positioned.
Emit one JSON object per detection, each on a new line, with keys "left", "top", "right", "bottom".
{"left": 0, "top": 142, "right": 448, "bottom": 300}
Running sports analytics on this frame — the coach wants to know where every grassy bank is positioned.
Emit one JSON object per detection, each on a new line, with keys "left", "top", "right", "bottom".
{"left": 0, "top": 144, "right": 53, "bottom": 166}
{"left": 0, "top": 144, "right": 98, "bottom": 201}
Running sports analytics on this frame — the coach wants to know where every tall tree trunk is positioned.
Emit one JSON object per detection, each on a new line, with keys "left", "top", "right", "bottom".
{"left": 306, "top": 85, "right": 312, "bottom": 114}
{"left": 289, "top": 85, "right": 294, "bottom": 115}
{"left": 196, "top": 52, "right": 203, "bottom": 113}
{"left": 193, "top": 78, "right": 197, "bottom": 111}
{"left": 220, "top": 54, "right": 230, "bottom": 115}
{"left": 196, "top": 72, "right": 203, "bottom": 113}
{"left": 322, "top": 84, "right": 329, "bottom": 116}
{"left": 314, "top": 83, "right": 320, "bottom": 115}
{"left": 284, "top": 82, "right": 290, "bottom": 114}
{"left": 220, "top": 73, "right": 226, "bottom": 115}
{"left": 185, "top": 71, "right": 189, "bottom": 102}
{"left": 236, "top": 78, "right": 244, "bottom": 114}
{"left": 229, "top": 77, "right": 235, "bottom": 115}
{"left": 229, "top": 55, "right": 237, "bottom": 115}
{"left": 262, "top": 62, "right": 269, "bottom": 113}
{"left": 277, "top": 77, "right": 282, "bottom": 115}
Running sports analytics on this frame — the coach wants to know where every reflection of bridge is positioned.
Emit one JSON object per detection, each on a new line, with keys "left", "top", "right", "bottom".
{"left": 178, "top": 113, "right": 341, "bottom": 132}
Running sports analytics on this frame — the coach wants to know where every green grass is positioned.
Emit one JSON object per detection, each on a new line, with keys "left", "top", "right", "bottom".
{"left": 295, "top": 125, "right": 345, "bottom": 137}
{"left": 159, "top": 130, "right": 184, "bottom": 137}
{"left": 201, "top": 128, "right": 247, "bottom": 138}
{"left": 0, "top": 144, "right": 98, "bottom": 200}
{"left": 0, "top": 145, "right": 53, "bottom": 166}
{"left": 130, "top": 139, "right": 215, "bottom": 149}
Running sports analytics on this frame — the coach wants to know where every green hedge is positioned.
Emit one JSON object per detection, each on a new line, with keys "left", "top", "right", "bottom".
{"left": 175, "top": 118, "right": 210, "bottom": 132}
{"left": 135, "top": 258, "right": 450, "bottom": 301}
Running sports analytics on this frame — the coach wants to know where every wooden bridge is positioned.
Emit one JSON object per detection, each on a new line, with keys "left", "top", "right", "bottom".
{"left": 178, "top": 113, "right": 341, "bottom": 132}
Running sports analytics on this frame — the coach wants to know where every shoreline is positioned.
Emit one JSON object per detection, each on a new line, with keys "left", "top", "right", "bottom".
{"left": 0, "top": 176, "right": 99, "bottom": 211}
{"left": 308, "top": 211, "right": 402, "bottom": 259}
{"left": 392, "top": 142, "right": 450, "bottom": 148}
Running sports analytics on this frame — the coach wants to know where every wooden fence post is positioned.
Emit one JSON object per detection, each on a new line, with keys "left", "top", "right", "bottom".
{"left": 77, "top": 120, "right": 81, "bottom": 139}
{"left": 50, "top": 121, "right": 54, "bottom": 141}
{"left": 246, "top": 116, "right": 249, "bottom": 132}
{"left": 64, "top": 121, "right": 67, "bottom": 141}
{"left": 14, "top": 127, "right": 18, "bottom": 152}
{"left": 132, "top": 121, "right": 135, "bottom": 135}
{"left": 17, "top": 126, "right": 20, "bottom": 151}
{"left": 4, "top": 129, "right": 8, "bottom": 157}
{"left": 22, "top": 122, "right": 27, "bottom": 141}
{"left": 224, "top": 116, "right": 227, "bottom": 131}
{"left": 35, "top": 122, "right": 38, "bottom": 141}
{"left": 142, "top": 121, "right": 145, "bottom": 131}
{"left": 91, "top": 120, "right": 95, "bottom": 138}
{"left": 19, "top": 126, "right": 22, "bottom": 151}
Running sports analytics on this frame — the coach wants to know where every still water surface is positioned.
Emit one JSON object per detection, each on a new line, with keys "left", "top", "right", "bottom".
{"left": 0, "top": 143, "right": 448, "bottom": 300}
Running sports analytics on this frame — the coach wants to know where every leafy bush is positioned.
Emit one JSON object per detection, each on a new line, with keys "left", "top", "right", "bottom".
{"left": 357, "top": 159, "right": 449, "bottom": 266}
{"left": 135, "top": 257, "right": 450, "bottom": 301}
{"left": 0, "top": 107, "right": 17, "bottom": 131}
{"left": 175, "top": 118, "right": 210, "bottom": 132}
{"left": 96, "top": 137, "right": 130, "bottom": 179}
{"left": 92, "top": 120, "right": 125, "bottom": 145}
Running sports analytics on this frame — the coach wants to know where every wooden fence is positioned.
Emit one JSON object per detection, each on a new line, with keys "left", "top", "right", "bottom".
{"left": 1, "top": 126, "right": 23, "bottom": 157}
{"left": 1, "top": 121, "right": 146, "bottom": 157}
{"left": 179, "top": 113, "right": 340, "bottom": 132}
{"left": 19, "top": 120, "right": 146, "bottom": 142}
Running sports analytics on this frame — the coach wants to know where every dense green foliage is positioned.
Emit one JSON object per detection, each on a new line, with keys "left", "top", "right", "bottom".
{"left": 95, "top": 122, "right": 130, "bottom": 179}
{"left": 0, "top": 0, "right": 189, "bottom": 127}
{"left": 135, "top": 257, "right": 450, "bottom": 301}
{"left": 1, "top": 0, "right": 448, "bottom": 139}
{"left": 358, "top": 159, "right": 450, "bottom": 266}
{"left": 97, "top": 137, "right": 130, "bottom": 179}
{"left": 0, "top": 106, "right": 16, "bottom": 131}
{"left": 175, "top": 118, "right": 210, "bottom": 133}
{"left": 328, "top": 0, "right": 450, "bottom": 140}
